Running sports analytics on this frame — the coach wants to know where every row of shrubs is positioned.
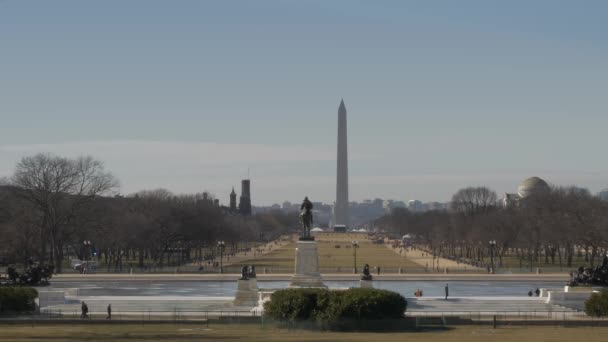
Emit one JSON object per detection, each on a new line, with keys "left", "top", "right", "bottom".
{"left": 0, "top": 287, "right": 38, "bottom": 313}
{"left": 263, "top": 288, "right": 407, "bottom": 328}
{"left": 585, "top": 289, "right": 608, "bottom": 317}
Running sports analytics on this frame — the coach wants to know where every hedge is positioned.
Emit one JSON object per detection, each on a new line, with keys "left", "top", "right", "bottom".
{"left": 264, "top": 288, "right": 407, "bottom": 325}
{"left": 0, "top": 287, "right": 38, "bottom": 313}
{"left": 585, "top": 289, "right": 608, "bottom": 317}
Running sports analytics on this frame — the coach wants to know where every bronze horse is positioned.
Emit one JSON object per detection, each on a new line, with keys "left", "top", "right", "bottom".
{"left": 300, "top": 197, "right": 313, "bottom": 239}
{"left": 301, "top": 209, "right": 313, "bottom": 238}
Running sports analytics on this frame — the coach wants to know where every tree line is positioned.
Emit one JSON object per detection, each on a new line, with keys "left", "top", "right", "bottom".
{"left": 376, "top": 186, "right": 608, "bottom": 271}
{"left": 0, "top": 153, "right": 298, "bottom": 272}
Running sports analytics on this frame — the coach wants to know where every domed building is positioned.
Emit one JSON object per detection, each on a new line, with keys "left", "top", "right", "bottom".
{"left": 503, "top": 176, "right": 550, "bottom": 207}
{"left": 517, "top": 177, "right": 550, "bottom": 198}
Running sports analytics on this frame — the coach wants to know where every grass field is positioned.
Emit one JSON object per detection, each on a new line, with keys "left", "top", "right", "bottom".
{"left": 1, "top": 324, "right": 607, "bottom": 342}
{"left": 497, "top": 255, "right": 594, "bottom": 271}
{"left": 231, "top": 233, "right": 420, "bottom": 272}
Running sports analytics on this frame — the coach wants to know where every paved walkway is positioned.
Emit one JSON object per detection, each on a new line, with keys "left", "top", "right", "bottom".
{"left": 406, "top": 296, "right": 583, "bottom": 318}
{"left": 40, "top": 295, "right": 582, "bottom": 319}
{"left": 52, "top": 273, "right": 570, "bottom": 282}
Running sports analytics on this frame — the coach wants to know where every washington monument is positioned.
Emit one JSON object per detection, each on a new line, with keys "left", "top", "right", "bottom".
{"left": 333, "top": 99, "right": 349, "bottom": 227}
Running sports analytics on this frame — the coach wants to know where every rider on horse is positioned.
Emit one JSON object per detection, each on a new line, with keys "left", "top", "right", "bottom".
{"left": 300, "top": 197, "right": 313, "bottom": 238}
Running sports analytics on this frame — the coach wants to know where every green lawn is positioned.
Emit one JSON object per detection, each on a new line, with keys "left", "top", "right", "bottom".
{"left": 1, "top": 324, "right": 607, "bottom": 342}
{"left": 496, "top": 255, "right": 593, "bottom": 272}
{"left": 231, "top": 233, "right": 435, "bottom": 272}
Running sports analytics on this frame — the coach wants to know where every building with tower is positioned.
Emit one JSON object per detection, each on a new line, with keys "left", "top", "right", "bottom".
{"left": 229, "top": 187, "right": 237, "bottom": 212}
{"left": 333, "top": 99, "right": 350, "bottom": 229}
{"left": 239, "top": 179, "right": 252, "bottom": 216}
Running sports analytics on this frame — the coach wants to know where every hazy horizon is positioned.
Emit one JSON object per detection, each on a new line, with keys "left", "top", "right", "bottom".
{"left": 1, "top": 1, "right": 607, "bottom": 205}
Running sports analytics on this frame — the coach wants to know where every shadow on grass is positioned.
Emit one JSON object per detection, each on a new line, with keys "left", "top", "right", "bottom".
{"left": 266, "top": 318, "right": 455, "bottom": 333}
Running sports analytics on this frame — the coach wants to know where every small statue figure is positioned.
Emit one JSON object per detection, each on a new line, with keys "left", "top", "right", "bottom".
{"left": 361, "top": 264, "right": 373, "bottom": 281}
{"left": 240, "top": 266, "right": 249, "bottom": 280}
{"left": 300, "top": 196, "right": 314, "bottom": 240}
{"left": 568, "top": 254, "right": 608, "bottom": 287}
{"left": 4, "top": 263, "right": 53, "bottom": 286}
{"left": 7, "top": 265, "right": 19, "bottom": 284}
{"left": 249, "top": 265, "right": 257, "bottom": 278}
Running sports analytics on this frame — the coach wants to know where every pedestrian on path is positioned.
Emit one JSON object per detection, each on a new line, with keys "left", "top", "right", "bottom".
{"left": 106, "top": 304, "right": 112, "bottom": 320}
{"left": 444, "top": 284, "right": 449, "bottom": 300}
{"left": 81, "top": 301, "right": 89, "bottom": 319}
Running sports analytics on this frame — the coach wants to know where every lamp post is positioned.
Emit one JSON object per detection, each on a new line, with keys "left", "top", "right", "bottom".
{"left": 217, "top": 241, "right": 226, "bottom": 274}
{"left": 352, "top": 240, "right": 359, "bottom": 274}
{"left": 83, "top": 240, "right": 91, "bottom": 261}
{"left": 489, "top": 240, "right": 497, "bottom": 274}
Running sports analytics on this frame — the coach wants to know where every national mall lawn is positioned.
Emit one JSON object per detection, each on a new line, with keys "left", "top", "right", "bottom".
{"left": 1, "top": 324, "right": 607, "bottom": 342}
{"left": 231, "top": 233, "right": 421, "bottom": 271}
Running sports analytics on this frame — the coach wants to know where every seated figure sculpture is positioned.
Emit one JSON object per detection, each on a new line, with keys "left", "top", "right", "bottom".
{"left": 5, "top": 264, "right": 53, "bottom": 286}
{"left": 240, "top": 266, "right": 249, "bottom": 280}
{"left": 361, "top": 264, "right": 373, "bottom": 281}
{"left": 239, "top": 265, "right": 257, "bottom": 280}
{"left": 569, "top": 255, "right": 608, "bottom": 287}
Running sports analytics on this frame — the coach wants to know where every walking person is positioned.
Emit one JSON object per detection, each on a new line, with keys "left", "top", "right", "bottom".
{"left": 444, "top": 283, "right": 449, "bottom": 300}
{"left": 106, "top": 304, "right": 112, "bottom": 320}
{"left": 81, "top": 301, "right": 89, "bottom": 319}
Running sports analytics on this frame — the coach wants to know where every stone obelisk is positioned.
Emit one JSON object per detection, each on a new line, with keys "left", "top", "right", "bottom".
{"left": 333, "top": 99, "right": 349, "bottom": 228}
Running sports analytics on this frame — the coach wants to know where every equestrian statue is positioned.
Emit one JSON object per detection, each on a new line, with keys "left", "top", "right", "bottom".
{"left": 300, "top": 196, "right": 314, "bottom": 240}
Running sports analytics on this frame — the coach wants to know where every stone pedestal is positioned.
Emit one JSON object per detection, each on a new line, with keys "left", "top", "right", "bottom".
{"left": 234, "top": 279, "right": 259, "bottom": 306}
{"left": 360, "top": 279, "right": 373, "bottom": 288}
{"left": 290, "top": 240, "right": 326, "bottom": 288}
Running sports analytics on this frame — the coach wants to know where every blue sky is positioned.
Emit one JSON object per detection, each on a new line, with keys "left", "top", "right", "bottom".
{"left": 1, "top": 1, "right": 607, "bottom": 205}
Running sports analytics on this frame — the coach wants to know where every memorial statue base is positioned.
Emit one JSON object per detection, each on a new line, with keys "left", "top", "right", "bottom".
{"left": 234, "top": 279, "right": 259, "bottom": 306}
{"left": 290, "top": 240, "right": 326, "bottom": 288}
{"left": 360, "top": 279, "right": 373, "bottom": 288}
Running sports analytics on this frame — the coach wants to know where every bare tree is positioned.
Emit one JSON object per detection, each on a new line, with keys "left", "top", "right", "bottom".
{"left": 451, "top": 186, "right": 498, "bottom": 216}
{"left": 11, "top": 153, "right": 118, "bottom": 272}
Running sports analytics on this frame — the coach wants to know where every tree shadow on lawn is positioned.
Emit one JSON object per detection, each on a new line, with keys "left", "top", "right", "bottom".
{"left": 269, "top": 318, "right": 455, "bottom": 333}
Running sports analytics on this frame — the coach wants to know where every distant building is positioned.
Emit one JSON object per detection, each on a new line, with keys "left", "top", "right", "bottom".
{"left": 383, "top": 200, "right": 394, "bottom": 212}
{"left": 503, "top": 176, "right": 550, "bottom": 207}
{"left": 392, "top": 201, "right": 406, "bottom": 208}
{"left": 229, "top": 187, "right": 237, "bottom": 212}
{"left": 426, "top": 201, "right": 448, "bottom": 211}
{"left": 333, "top": 224, "right": 347, "bottom": 233}
{"left": 408, "top": 200, "right": 425, "bottom": 212}
{"left": 198, "top": 191, "right": 216, "bottom": 206}
{"left": 599, "top": 189, "right": 608, "bottom": 201}
{"left": 239, "top": 179, "right": 252, "bottom": 216}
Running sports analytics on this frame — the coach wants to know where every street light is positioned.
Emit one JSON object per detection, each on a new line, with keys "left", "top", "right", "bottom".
{"left": 217, "top": 241, "right": 226, "bottom": 274}
{"left": 489, "top": 240, "right": 497, "bottom": 274}
{"left": 352, "top": 241, "right": 359, "bottom": 274}
{"left": 83, "top": 240, "right": 92, "bottom": 261}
